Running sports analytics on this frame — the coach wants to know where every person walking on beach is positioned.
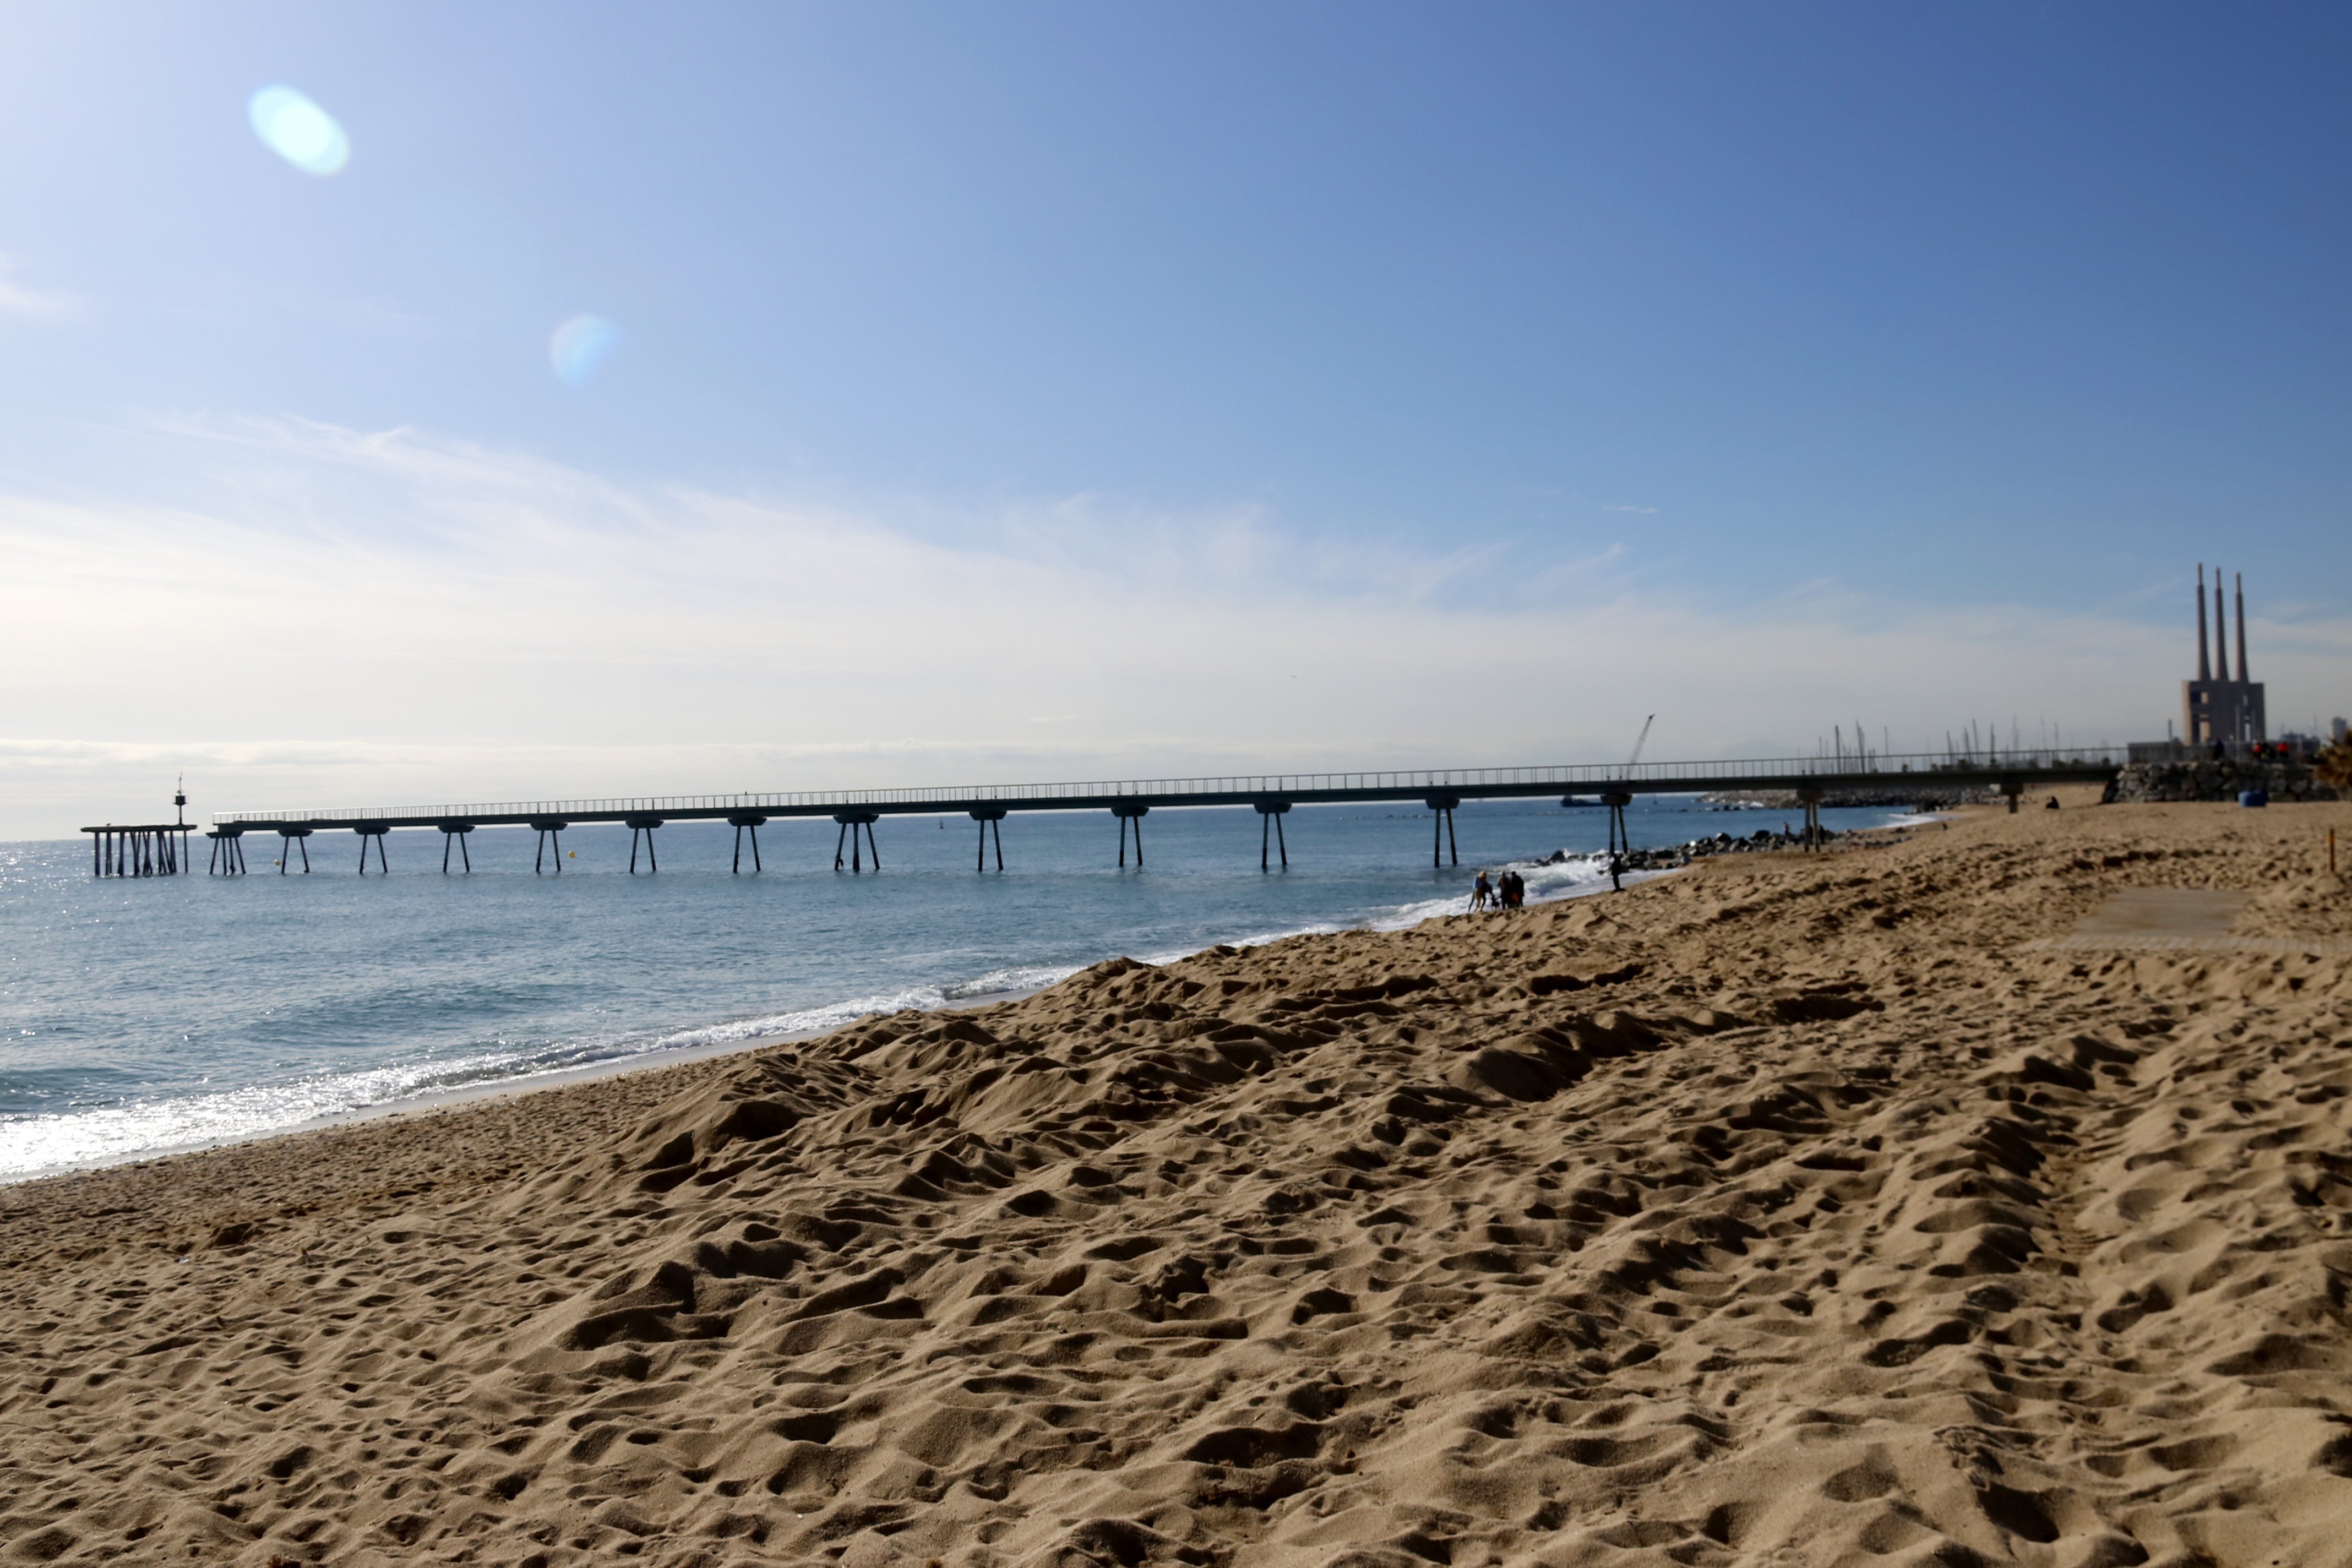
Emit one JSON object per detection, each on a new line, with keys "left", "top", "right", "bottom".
{"left": 1470, "top": 871, "right": 1493, "bottom": 912}
{"left": 1503, "top": 870, "right": 1525, "bottom": 910}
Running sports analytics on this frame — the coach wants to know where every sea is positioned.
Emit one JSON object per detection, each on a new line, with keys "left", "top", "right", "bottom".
{"left": 0, "top": 796, "right": 1914, "bottom": 1182}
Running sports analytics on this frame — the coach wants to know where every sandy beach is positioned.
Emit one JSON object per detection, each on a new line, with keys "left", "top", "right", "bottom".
{"left": 5, "top": 800, "right": 2350, "bottom": 1568}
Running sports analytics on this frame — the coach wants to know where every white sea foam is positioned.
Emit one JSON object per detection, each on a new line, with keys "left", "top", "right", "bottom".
{"left": 0, "top": 1046, "right": 540, "bottom": 1179}
{"left": 643, "top": 962, "right": 1093, "bottom": 1053}
{"left": 0, "top": 965, "right": 1110, "bottom": 1181}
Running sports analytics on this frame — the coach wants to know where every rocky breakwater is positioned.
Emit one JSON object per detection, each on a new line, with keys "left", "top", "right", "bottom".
{"left": 2113, "top": 759, "right": 2339, "bottom": 804}
{"left": 1701, "top": 784, "right": 2002, "bottom": 809}
{"left": 1539, "top": 825, "right": 1847, "bottom": 874}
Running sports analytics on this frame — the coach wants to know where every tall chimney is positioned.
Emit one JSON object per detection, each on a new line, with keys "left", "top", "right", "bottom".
{"left": 2214, "top": 571, "right": 2230, "bottom": 682}
{"left": 2234, "top": 571, "right": 2248, "bottom": 680}
{"left": 2196, "top": 564, "right": 2210, "bottom": 680}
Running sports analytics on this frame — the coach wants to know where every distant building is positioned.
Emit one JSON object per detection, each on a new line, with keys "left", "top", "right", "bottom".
{"left": 2182, "top": 565, "right": 2265, "bottom": 749}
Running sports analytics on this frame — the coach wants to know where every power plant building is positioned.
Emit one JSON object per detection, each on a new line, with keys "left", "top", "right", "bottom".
{"left": 2182, "top": 565, "right": 2266, "bottom": 748}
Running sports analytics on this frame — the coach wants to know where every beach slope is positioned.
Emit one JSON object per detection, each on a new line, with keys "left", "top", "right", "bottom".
{"left": 4, "top": 802, "right": 2350, "bottom": 1567}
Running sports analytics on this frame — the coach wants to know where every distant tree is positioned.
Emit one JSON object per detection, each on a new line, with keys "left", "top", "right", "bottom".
{"left": 2315, "top": 737, "right": 2352, "bottom": 794}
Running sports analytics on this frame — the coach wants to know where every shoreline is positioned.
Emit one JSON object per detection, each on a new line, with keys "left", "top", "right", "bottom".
{"left": 0, "top": 979, "right": 1060, "bottom": 1190}
{"left": 3, "top": 843, "right": 1687, "bottom": 1188}
{"left": 3, "top": 806, "right": 1945, "bottom": 1190}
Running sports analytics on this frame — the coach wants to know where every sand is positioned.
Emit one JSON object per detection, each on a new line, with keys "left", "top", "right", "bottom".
{"left": 4, "top": 800, "right": 2350, "bottom": 1568}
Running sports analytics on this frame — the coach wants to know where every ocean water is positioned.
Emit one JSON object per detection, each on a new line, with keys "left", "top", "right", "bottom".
{"left": 0, "top": 796, "right": 1910, "bottom": 1180}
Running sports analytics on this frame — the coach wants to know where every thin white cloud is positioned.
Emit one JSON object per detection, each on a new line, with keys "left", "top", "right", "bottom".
{"left": 4, "top": 417, "right": 2346, "bottom": 837}
{"left": 1604, "top": 504, "right": 1658, "bottom": 514}
{"left": 0, "top": 255, "right": 85, "bottom": 321}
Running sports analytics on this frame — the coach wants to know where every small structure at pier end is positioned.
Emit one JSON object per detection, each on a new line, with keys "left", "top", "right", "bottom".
{"left": 2183, "top": 564, "right": 2267, "bottom": 750}
{"left": 81, "top": 782, "right": 195, "bottom": 878}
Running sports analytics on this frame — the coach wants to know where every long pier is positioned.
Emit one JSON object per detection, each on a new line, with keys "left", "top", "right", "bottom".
{"left": 161, "top": 748, "right": 2124, "bottom": 878}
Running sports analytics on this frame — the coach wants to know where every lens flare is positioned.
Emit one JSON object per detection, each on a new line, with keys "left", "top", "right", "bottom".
{"left": 247, "top": 85, "right": 350, "bottom": 176}
{"left": 549, "top": 315, "right": 620, "bottom": 386}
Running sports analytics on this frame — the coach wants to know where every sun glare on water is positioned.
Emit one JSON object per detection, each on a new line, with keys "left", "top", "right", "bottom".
{"left": 247, "top": 85, "right": 350, "bottom": 176}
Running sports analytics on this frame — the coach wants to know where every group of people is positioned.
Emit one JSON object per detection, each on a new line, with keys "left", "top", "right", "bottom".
{"left": 1469, "top": 868, "right": 1526, "bottom": 912}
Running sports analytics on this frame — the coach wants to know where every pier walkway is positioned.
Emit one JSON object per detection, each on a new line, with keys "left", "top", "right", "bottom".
{"left": 172, "top": 749, "right": 2124, "bottom": 876}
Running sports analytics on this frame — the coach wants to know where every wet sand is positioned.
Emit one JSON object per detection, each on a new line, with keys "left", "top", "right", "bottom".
{"left": 4, "top": 799, "right": 2349, "bottom": 1567}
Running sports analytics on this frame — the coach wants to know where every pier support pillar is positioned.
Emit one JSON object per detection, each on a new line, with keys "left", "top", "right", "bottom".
{"left": 729, "top": 814, "right": 767, "bottom": 873}
{"left": 211, "top": 830, "right": 249, "bottom": 875}
{"left": 530, "top": 819, "right": 568, "bottom": 873}
{"left": 833, "top": 812, "right": 880, "bottom": 872}
{"left": 2000, "top": 777, "right": 2024, "bottom": 815}
{"left": 1424, "top": 794, "right": 1461, "bottom": 868}
{"left": 1796, "top": 788, "right": 1824, "bottom": 853}
{"left": 355, "top": 824, "right": 390, "bottom": 875}
{"left": 438, "top": 822, "right": 474, "bottom": 873}
{"left": 1114, "top": 803, "right": 1148, "bottom": 867}
{"left": 1602, "top": 791, "right": 1634, "bottom": 891}
{"left": 1254, "top": 798, "right": 1292, "bottom": 870}
{"left": 970, "top": 808, "right": 1006, "bottom": 872}
{"left": 626, "top": 816, "right": 664, "bottom": 874}
{"left": 279, "top": 826, "right": 312, "bottom": 874}
{"left": 1600, "top": 793, "right": 1631, "bottom": 888}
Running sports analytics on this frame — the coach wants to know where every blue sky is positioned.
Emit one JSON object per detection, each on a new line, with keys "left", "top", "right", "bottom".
{"left": 2, "top": 3, "right": 2348, "bottom": 832}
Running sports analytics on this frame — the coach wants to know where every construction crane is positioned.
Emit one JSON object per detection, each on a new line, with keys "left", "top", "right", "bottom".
{"left": 1626, "top": 714, "right": 1655, "bottom": 768}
